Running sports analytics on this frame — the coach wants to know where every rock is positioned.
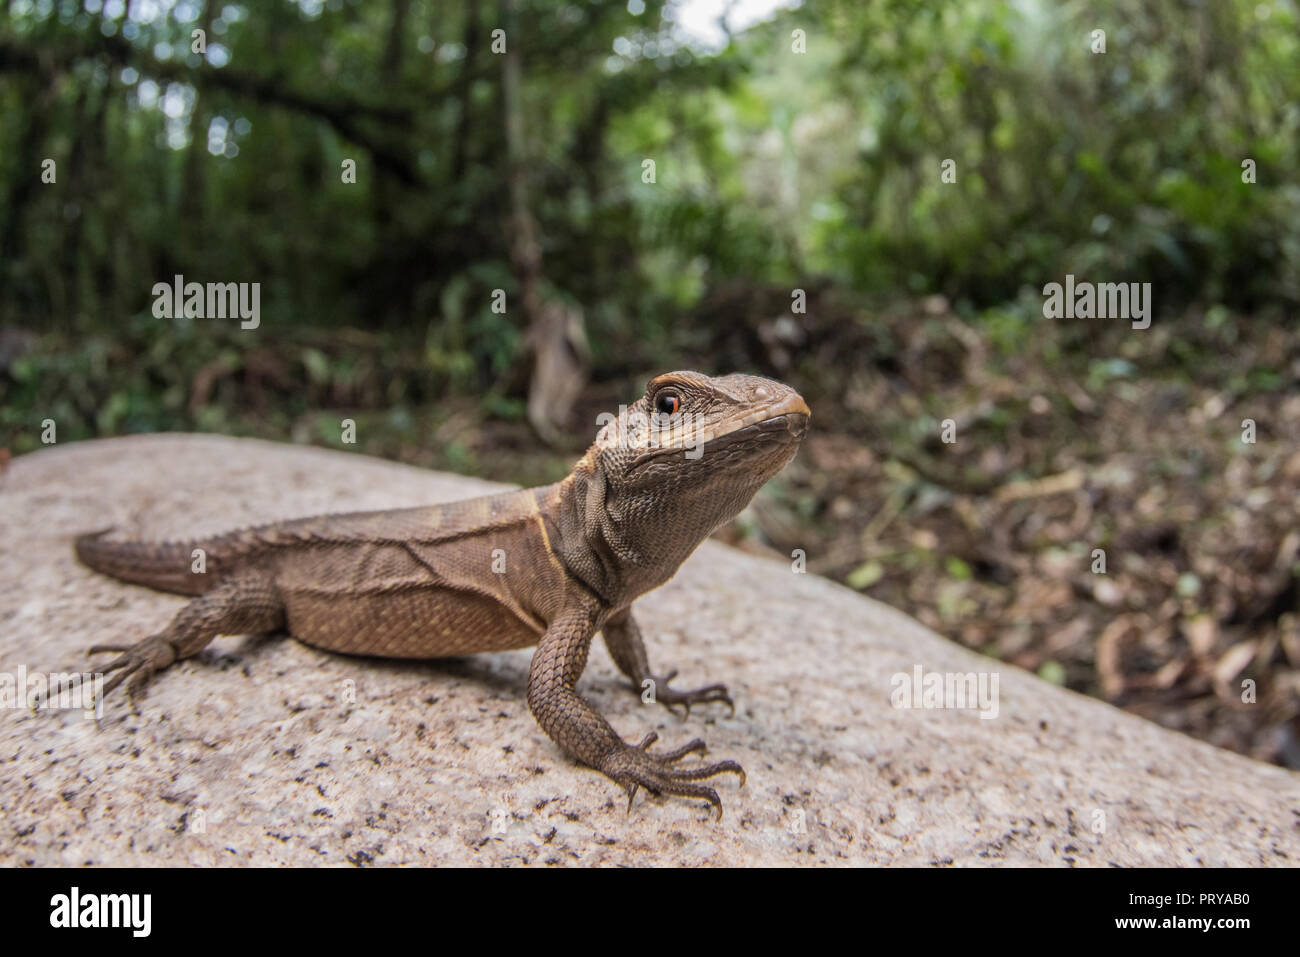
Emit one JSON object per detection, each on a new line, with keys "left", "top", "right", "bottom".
{"left": 2, "top": 434, "right": 1297, "bottom": 866}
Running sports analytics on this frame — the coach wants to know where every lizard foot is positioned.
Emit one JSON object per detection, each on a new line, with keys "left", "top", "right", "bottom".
{"left": 646, "top": 669, "right": 734, "bottom": 718}
{"left": 86, "top": 634, "right": 179, "bottom": 698}
{"left": 27, "top": 635, "right": 175, "bottom": 711}
{"left": 602, "top": 731, "right": 745, "bottom": 820}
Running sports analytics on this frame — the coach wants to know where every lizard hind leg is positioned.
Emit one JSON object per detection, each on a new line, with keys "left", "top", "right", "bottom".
{"left": 87, "top": 575, "right": 284, "bottom": 700}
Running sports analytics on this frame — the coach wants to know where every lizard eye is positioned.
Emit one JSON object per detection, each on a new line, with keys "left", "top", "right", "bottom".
{"left": 654, "top": 392, "right": 681, "bottom": 416}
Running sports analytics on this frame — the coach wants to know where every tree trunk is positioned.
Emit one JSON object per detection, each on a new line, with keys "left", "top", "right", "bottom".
{"left": 500, "top": 0, "right": 587, "bottom": 444}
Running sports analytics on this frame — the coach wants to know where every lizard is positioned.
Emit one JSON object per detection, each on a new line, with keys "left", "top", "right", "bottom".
{"left": 64, "top": 371, "right": 810, "bottom": 818}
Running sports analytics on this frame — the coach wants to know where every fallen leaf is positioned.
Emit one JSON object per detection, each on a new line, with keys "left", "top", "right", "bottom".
{"left": 1213, "top": 641, "right": 1257, "bottom": 688}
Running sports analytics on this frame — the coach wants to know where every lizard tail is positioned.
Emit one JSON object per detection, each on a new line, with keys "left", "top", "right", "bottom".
{"left": 75, "top": 528, "right": 215, "bottom": 596}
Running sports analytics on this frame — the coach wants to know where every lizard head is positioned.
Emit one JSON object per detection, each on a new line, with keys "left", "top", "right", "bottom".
{"left": 584, "top": 370, "right": 810, "bottom": 540}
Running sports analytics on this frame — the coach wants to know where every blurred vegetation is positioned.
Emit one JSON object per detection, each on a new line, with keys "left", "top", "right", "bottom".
{"left": 2, "top": 1, "right": 1298, "bottom": 412}
{"left": 2, "top": 0, "right": 1299, "bottom": 765}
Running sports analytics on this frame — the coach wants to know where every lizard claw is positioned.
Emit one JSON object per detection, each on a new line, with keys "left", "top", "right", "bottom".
{"left": 27, "top": 645, "right": 148, "bottom": 712}
{"left": 646, "top": 671, "right": 734, "bottom": 719}
{"left": 634, "top": 731, "right": 708, "bottom": 762}
{"left": 602, "top": 736, "right": 745, "bottom": 820}
{"left": 87, "top": 634, "right": 178, "bottom": 699}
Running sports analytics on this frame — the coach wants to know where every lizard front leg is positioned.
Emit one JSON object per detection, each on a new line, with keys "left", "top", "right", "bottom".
{"left": 527, "top": 599, "right": 744, "bottom": 819}
{"left": 602, "top": 608, "right": 733, "bottom": 717}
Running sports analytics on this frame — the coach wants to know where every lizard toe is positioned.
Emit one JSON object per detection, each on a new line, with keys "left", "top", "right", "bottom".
{"left": 91, "top": 635, "right": 179, "bottom": 701}
{"left": 647, "top": 673, "right": 734, "bottom": 719}
{"left": 602, "top": 737, "right": 744, "bottom": 819}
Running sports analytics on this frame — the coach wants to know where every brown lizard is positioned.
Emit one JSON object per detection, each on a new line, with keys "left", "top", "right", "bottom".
{"left": 66, "top": 371, "right": 809, "bottom": 817}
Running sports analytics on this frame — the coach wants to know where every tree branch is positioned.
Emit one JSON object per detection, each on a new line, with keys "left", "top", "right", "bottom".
{"left": 0, "top": 34, "right": 420, "bottom": 185}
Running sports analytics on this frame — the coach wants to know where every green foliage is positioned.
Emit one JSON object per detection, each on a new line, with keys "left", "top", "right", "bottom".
{"left": 1, "top": 0, "right": 1297, "bottom": 440}
{"left": 805, "top": 0, "right": 1300, "bottom": 306}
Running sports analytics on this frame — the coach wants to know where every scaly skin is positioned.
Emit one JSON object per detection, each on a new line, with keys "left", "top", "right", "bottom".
{"left": 66, "top": 371, "right": 810, "bottom": 817}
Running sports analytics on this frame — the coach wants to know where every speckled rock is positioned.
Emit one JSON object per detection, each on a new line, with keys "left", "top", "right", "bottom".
{"left": 2, "top": 434, "right": 1297, "bottom": 866}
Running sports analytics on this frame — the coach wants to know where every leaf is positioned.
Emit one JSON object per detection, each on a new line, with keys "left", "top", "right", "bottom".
{"left": 1038, "top": 661, "right": 1066, "bottom": 686}
{"left": 846, "top": 560, "right": 884, "bottom": 589}
{"left": 301, "top": 348, "right": 331, "bottom": 385}
{"left": 1213, "top": 642, "right": 1257, "bottom": 687}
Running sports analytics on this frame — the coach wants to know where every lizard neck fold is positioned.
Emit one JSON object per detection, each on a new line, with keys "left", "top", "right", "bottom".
{"left": 541, "top": 463, "right": 623, "bottom": 608}
{"left": 542, "top": 455, "right": 733, "bottom": 610}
